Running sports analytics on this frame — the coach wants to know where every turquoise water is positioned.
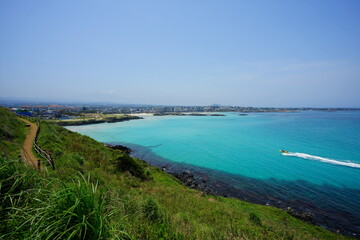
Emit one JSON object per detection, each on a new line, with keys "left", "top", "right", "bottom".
{"left": 67, "top": 111, "right": 360, "bottom": 234}
{"left": 67, "top": 111, "right": 360, "bottom": 188}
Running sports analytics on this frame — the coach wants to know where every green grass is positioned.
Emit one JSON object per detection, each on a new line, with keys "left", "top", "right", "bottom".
{"left": 36, "top": 121, "right": 149, "bottom": 180}
{"left": 0, "top": 156, "right": 110, "bottom": 239}
{"left": 0, "top": 107, "right": 352, "bottom": 239}
{"left": 0, "top": 107, "right": 27, "bottom": 159}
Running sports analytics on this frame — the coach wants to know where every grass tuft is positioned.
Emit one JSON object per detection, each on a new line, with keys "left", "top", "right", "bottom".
{"left": 249, "top": 212, "right": 262, "bottom": 226}
{"left": 143, "top": 198, "right": 162, "bottom": 222}
{"left": 1, "top": 159, "right": 111, "bottom": 240}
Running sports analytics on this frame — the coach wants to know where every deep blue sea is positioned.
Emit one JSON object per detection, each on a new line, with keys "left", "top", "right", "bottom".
{"left": 67, "top": 111, "right": 360, "bottom": 235}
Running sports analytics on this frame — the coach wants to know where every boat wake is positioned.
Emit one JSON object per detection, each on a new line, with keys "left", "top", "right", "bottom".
{"left": 282, "top": 152, "right": 360, "bottom": 169}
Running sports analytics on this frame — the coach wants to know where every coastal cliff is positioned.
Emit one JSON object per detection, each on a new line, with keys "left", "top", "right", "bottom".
{"left": 0, "top": 107, "right": 350, "bottom": 239}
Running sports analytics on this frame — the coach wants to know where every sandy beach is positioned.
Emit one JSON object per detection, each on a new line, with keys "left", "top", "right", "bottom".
{"left": 128, "top": 112, "right": 223, "bottom": 117}
{"left": 127, "top": 113, "right": 154, "bottom": 117}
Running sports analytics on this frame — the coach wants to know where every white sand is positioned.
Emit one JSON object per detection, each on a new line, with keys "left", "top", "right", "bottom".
{"left": 128, "top": 113, "right": 154, "bottom": 117}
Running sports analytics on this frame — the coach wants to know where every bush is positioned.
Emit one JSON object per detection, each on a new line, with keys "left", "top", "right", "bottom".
{"left": 249, "top": 212, "right": 262, "bottom": 226}
{"left": 116, "top": 154, "right": 150, "bottom": 181}
{"left": 143, "top": 198, "right": 162, "bottom": 222}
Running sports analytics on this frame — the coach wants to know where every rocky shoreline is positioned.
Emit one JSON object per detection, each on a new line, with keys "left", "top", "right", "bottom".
{"left": 105, "top": 143, "right": 132, "bottom": 154}
{"left": 108, "top": 144, "right": 358, "bottom": 238}
{"left": 163, "top": 169, "right": 355, "bottom": 237}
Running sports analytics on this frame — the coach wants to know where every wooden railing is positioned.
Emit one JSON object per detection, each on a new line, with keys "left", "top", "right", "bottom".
{"left": 33, "top": 120, "right": 55, "bottom": 170}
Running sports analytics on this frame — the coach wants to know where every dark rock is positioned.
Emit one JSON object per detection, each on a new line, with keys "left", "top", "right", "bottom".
{"left": 173, "top": 171, "right": 197, "bottom": 188}
{"left": 286, "top": 207, "right": 316, "bottom": 225}
{"left": 171, "top": 170, "right": 212, "bottom": 194}
{"left": 106, "top": 144, "right": 132, "bottom": 154}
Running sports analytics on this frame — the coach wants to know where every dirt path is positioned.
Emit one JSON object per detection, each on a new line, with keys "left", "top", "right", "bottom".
{"left": 19, "top": 118, "right": 39, "bottom": 168}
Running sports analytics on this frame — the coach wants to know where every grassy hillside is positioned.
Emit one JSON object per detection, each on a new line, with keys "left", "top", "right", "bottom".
{"left": 36, "top": 120, "right": 150, "bottom": 181}
{"left": 0, "top": 107, "right": 27, "bottom": 159}
{"left": 0, "top": 107, "right": 350, "bottom": 239}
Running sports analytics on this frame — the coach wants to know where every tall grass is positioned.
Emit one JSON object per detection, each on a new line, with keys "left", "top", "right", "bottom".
{"left": 24, "top": 175, "right": 108, "bottom": 240}
{"left": 0, "top": 156, "right": 40, "bottom": 235}
{"left": 0, "top": 156, "right": 112, "bottom": 240}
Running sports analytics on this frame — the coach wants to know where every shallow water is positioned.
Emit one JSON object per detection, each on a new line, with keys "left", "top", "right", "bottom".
{"left": 67, "top": 111, "right": 360, "bottom": 234}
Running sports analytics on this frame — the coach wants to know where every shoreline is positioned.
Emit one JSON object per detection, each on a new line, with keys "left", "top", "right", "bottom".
{"left": 64, "top": 116, "right": 359, "bottom": 237}
{"left": 127, "top": 113, "right": 154, "bottom": 117}
{"left": 153, "top": 112, "right": 225, "bottom": 116}
{"left": 149, "top": 158, "right": 359, "bottom": 237}
{"left": 106, "top": 142, "right": 359, "bottom": 237}
{"left": 128, "top": 112, "right": 226, "bottom": 117}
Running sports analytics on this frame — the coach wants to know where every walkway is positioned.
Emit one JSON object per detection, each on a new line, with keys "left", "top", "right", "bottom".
{"left": 19, "top": 118, "right": 39, "bottom": 168}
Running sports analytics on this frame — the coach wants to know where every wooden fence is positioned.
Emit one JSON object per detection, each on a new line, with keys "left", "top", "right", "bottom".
{"left": 33, "top": 120, "right": 55, "bottom": 170}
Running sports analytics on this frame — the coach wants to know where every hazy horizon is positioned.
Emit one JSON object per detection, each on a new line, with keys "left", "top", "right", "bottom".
{"left": 1, "top": 1, "right": 360, "bottom": 108}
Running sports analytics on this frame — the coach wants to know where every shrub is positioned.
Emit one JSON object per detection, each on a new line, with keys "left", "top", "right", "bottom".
{"left": 143, "top": 198, "right": 162, "bottom": 222}
{"left": 249, "top": 212, "right": 262, "bottom": 226}
{"left": 116, "top": 154, "right": 150, "bottom": 181}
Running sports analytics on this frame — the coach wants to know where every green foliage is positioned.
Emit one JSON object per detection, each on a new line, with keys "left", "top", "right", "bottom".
{"left": 71, "top": 153, "right": 85, "bottom": 165}
{"left": 36, "top": 121, "right": 151, "bottom": 180}
{"left": 0, "top": 156, "right": 40, "bottom": 234}
{"left": 0, "top": 107, "right": 26, "bottom": 159}
{"left": 249, "top": 212, "right": 262, "bottom": 226}
{"left": 0, "top": 108, "right": 21, "bottom": 140}
{"left": 17, "top": 175, "right": 110, "bottom": 240}
{"left": 116, "top": 154, "right": 150, "bottom": 181}
{"left": 0, "top": 156, "right": 111, "bottom": 240}
{"left": 143, "top": 198, "right": 162, "bottom": 222}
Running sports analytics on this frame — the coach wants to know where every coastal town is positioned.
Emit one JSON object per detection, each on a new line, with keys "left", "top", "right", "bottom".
{"left": 2, "top": 103, "right": 358, "bottom": 120}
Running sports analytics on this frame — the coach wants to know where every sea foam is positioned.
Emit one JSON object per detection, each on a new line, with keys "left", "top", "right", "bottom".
{"left": 282, "top": 152, "right": 360, "bottom": 169}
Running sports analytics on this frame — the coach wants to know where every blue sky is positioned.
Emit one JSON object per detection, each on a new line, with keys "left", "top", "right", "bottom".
{"left": 0, "top": 0, "right": 359, "bottom": 107}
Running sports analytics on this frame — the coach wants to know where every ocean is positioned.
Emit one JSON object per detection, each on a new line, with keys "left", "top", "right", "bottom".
{"left": 66, "top": 111, "right": 360, "bottom": 235}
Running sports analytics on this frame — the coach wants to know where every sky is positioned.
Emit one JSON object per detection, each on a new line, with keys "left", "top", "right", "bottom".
{"left": 0, "top": 0, "right": 359, "bottom": 107}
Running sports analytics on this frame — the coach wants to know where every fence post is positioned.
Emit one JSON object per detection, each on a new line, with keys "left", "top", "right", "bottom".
{"left": 32, "top": 120, "right": 55, "bottom": 170}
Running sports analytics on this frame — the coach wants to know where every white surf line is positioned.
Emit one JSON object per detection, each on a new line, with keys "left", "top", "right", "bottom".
{"left": 282, "top": 152, "right": 360, "bottom": 169}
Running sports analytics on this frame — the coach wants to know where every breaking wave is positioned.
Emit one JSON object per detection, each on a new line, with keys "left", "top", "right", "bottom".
{"left": 282, "top": 152, "right": 360, "bottom": 169}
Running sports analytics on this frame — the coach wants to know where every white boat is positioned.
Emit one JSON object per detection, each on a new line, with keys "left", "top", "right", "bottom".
{"left": 279, "top": 150, "right": 289, "bottom": 153}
